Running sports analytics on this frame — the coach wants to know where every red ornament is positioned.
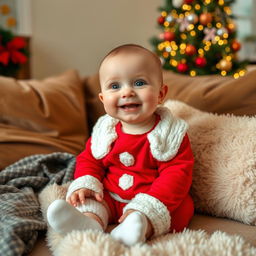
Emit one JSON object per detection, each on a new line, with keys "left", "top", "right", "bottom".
{"left": 231, "top": 40, "right": 241, "bottom": 52}
{"left": 199, "top": 13, "right": 213, "bottom": 26}
{"left": 195, "top": 57, "right": 207, "bottom": 67}
{"left": 177, "top": 63, "right": 189, "bottom": 73}
{"left": 158, "top": 16, "right": 165, "bottom": 25}
{"left": 164, "top": 31, "right": 175, "bottom": 41}
{"left": 184, "top": 0, "right": 194, "bottom": 4}
{"left": 185, "top": 44, "right": 196, "bottom": 56}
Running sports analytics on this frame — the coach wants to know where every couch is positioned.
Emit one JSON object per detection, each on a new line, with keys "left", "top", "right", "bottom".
{"left": 0, "top": 69, "right": 255, "bottom": 256}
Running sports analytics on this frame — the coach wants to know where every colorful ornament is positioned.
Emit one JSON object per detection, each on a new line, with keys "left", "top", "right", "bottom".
{"left": 185, "top": 44, "right": 197, "bottom": 55}
{"left": 199, "top": 13, "right": 213, "bottom": 26}
{"left": 172, "top": 0, "right": 184, "bottom": 8}
{"left": 186, "top": 13, "right": 198, "bottom": 24}
{"left": 164, "top": 31, "right": 175, "bottom": 41}
{"left": 166, "top": 15, "right": 176, "bottom": 26}
{"left": 231, "top": 40, "right": 241, "bottom": 52}
{"left": 177, "top": 63, "right": 189, "bottom": 72}
{"left": 217, "top": 59, "right": 232, "bottom": 72}
{"left": 158, "top": 16, "right": 165, "bottom": 25}
{"left": 204, "top": 27, "right": 216, "bottom": 42}
{"left": 216, "top": 27, "right": 228, "bottom": 37}
{"left": 177, "top": 17, "right": 190, "bottom": 32}
{"left": 184, "top": 0, "right": 194, "bottom": 4}
{"left": 195, "top": 57, "right": 207, "bottom": 67}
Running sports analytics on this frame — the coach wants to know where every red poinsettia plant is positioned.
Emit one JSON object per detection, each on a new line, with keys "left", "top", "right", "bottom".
{"left": 0, "top": 27, "right": 28, "bottom": 77}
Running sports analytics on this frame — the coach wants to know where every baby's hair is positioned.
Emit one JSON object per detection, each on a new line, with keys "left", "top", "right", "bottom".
{"left": 99, "top": 44, "right": 163, "bottom": 84}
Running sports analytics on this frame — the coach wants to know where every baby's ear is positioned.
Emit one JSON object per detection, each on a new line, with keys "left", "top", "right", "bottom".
{"left": 98, "top": 93, "right": 104, "bottom": 103}
{"left": 158, "top": 84, "right": 168, "bottom": 104}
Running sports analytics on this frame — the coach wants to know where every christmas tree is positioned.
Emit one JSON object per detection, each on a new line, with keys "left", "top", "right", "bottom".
{"left": 151, "top": 0, "right": 247, "bottom": 78}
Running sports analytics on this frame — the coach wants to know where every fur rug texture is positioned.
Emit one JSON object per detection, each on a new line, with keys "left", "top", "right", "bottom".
{"left": 39, "top": 184, "right": 256, "bottom": 256}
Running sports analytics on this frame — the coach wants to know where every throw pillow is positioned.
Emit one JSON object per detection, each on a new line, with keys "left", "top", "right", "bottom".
{"left": 0, "top": 70, "right": 88, "bottom": 170}
{"left": 164, "top": 100, "right": 256, "bottom": 225}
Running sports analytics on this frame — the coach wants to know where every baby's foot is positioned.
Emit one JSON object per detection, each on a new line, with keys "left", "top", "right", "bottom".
{"left": 110, "top": 211, "right": 148, "bottom": 246}
{"left": 47, "top": 199, "right": 103, "bottom": 235}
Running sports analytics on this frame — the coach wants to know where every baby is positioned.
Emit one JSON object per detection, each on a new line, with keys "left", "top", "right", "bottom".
{"left": 47, "top": 44, "right": 194, "bottom": 246}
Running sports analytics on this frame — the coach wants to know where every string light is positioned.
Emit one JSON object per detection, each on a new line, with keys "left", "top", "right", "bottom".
{"left": 223, "top": 33, "right": 229, "bottom": 39}
{"left": 180, "top": 43, "right": 186, "bottom": 50}
{"left": 225, "top": 46, "right": 230, "bottom": 53}
{"left": 164, "top": 21, "right": 170, "bottom": 27}
{"left": 182, "top": 4, "right": 192, "bottom": 11}
{"left": 239, "top": 70, "right": 245, "bottom": 76}
{"left": 218, "top": 40, "right": 224, "bottom": 45}
{"left": 195, "top": 4, "right": 201, "bottom": 10}
{"left": 198, "top": 48, "right": 204, "bottom": 55}
{"left": 181, "top": 33, "right": 187, "bottom": 40}
{"left": 190, "top": 30, "right": 196, "bottom": 36}
{"left": 224, "top": 7, "right": 232, "bottom": 15}
{"left": 161, "top": 11, "right": 167, "bottom": 17}
{"left": 218, "top": 0, "right": 224, "bottom": 6}
{"left": 198, "top": 25, "right": 204, "bottom": 31}
{"left": 170, "top": 50, "right": 176, "bottom": 56}
{"left": 163, "top": 52, "right": 169, "bottom": 58}
{"left": 188, "top": 24, "right": 194, "bottom": 30}
{"left": 190, "top": 70, "right": 196, "bottom": 76}
{"left": 233, "top": 73, "right": 239, "bottom": 79}
{"left": 170, "top": 59, "right": 178, "bottom": 67}
{"left": 216, "top": 23, "right": 222, "bottom": 28}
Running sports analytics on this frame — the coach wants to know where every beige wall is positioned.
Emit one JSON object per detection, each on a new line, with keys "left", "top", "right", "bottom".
{"left": 31, "top": 0, "right": 159, "bottom": 79}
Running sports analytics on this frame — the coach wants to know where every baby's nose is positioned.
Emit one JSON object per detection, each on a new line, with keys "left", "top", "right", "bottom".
{"left": 121, "top": 86, "right": 135, "bottom": 98}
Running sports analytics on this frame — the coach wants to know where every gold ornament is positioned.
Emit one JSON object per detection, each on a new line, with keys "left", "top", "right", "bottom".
{"left": 217, "top": 59, "right": 232, "bottom": 72}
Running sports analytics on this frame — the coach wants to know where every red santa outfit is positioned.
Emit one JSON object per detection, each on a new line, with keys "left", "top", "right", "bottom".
{"left": 66, "top": 107, "right": 194, "bottom": 237}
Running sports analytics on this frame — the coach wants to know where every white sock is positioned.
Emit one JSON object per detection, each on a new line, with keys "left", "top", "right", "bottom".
{"left": 110, "top": 211, "right": 148, "bottom": 246}
{"left": 47, "top": 199, "right": 103, "bottom": 235}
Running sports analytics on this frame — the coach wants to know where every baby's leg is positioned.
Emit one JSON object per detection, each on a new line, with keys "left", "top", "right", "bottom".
{"left": 169, "top": 195, "right": 194, "bottom": 232}
{"left": 47, "top": 199, "right": 109, "bottom": 235}
{"left": 110, "top": 211, "right": 149, "bottom": 246}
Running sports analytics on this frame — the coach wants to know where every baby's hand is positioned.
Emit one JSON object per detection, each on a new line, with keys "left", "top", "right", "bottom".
{"left": 66, "top": 188, "right": 103, "bottom": 207}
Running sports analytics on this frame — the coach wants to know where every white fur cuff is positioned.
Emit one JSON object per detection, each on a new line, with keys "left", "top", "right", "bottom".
{"left": 123, "top": 193, "right": 171, "bottom": 237}
{"left": 66, "top": 175, "right": 103, "bottom": 199}
{"left": 76, "top": 199, "right": 109, "bottom": 230}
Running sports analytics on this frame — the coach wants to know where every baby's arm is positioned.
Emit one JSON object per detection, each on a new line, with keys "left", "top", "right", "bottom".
{"left": 67, "top": 188, "right": 103, "bottom": 207}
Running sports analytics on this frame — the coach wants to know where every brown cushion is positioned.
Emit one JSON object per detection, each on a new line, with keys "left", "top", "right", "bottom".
{"left": 0, "top": 70, "right": 88, "bottom": 170}
{"left": 165, "top": 100, "right": 256, "bottom": 225}
{"left": 163, "top": 69, "right": 256, "bottom": 116}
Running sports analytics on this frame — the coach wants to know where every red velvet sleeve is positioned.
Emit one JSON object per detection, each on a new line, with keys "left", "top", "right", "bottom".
{"left": 146, "top": 134, "right": 194, "bottom": 213}
{"left": 74, "top": 137, "right": 105, "bottom": 181}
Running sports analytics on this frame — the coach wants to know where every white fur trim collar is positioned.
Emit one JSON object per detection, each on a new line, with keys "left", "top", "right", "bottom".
{"left": 91, "top": 107, "right": 188, "bottom": 161}
{"left": 148, "top": 107, "right": 188, "bottom": 161}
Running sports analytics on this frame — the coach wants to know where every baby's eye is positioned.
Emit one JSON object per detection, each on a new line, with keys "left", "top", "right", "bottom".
{"left": 134, "top": 79, "right": 146, "bottom": 87}
{"left": 110, "top": 83, "right": 120, "bottom": 89}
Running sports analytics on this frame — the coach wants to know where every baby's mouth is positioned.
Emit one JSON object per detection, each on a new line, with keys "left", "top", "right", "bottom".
{"left": 119, "top": 103, "right": 141, "bottom": 110}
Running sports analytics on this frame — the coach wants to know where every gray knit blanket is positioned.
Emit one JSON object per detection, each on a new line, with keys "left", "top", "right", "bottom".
{"left": 0, "top": 152, "right": 75, "bottom": 256}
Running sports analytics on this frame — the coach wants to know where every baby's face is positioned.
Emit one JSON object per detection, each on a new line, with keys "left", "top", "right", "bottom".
{"left": 98, "top": 50, "right": 167, "bottom": 130}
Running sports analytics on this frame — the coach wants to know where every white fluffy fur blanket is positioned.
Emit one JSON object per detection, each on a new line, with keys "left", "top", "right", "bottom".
{"left": 39, "top": 184, "right": 256, "bottom": 256}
